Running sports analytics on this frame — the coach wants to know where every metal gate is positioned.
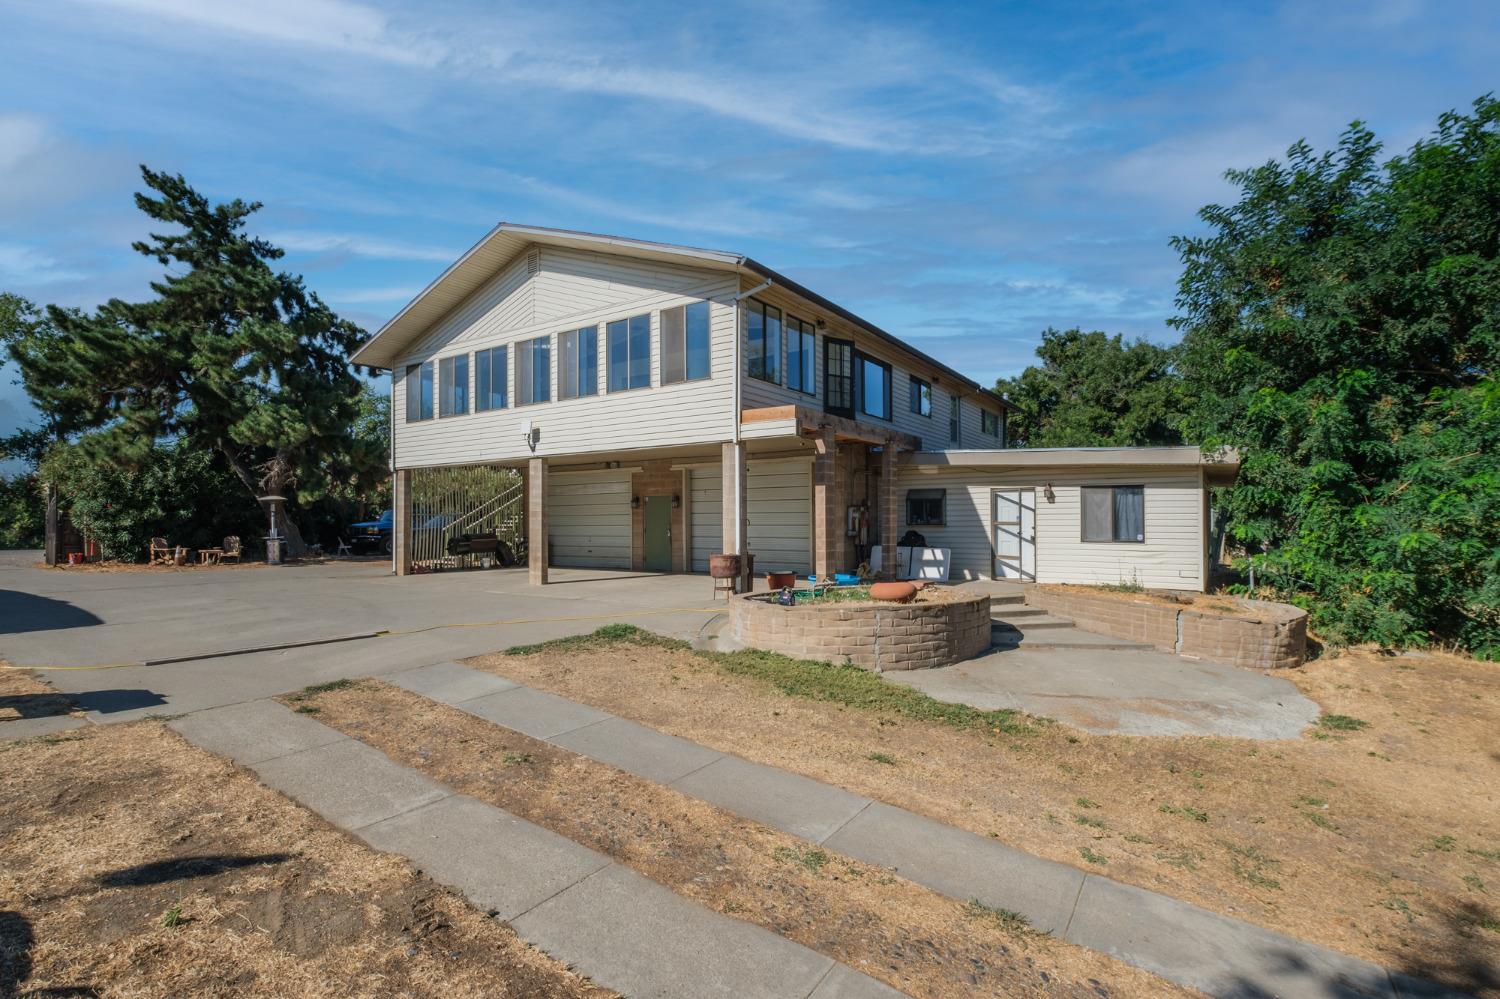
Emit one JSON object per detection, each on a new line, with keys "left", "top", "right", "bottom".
{"left": 410, "top": 465, "right": 524, "bottom": 571}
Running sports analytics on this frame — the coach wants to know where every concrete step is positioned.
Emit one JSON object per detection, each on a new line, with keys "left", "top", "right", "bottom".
{"left": 990, "top": 623, "right": 1153, "bottom": 651}
{"left": 988, "top": 605, "right": 1054, "bottom": 620}
{"left": 991, "top": 615, "right": 1077, "bottom": 631}
{"left": 989, "top": 593, "right": 1027, "bottom": 606}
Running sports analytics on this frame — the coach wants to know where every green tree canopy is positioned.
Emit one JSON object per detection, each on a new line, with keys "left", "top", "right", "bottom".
{"left": 1, "top": 168, "right": 379, "bottom": 553}
{"left": 1173, "top": 96, "right": 1500, "bottom": 653}
{"left": 994, "top": 327, "right": 1189, "bottom": 448}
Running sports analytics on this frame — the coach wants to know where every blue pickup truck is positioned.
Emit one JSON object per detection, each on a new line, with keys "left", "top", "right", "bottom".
{"left": 348, "top": 509, "right": 393, "bottom": 554}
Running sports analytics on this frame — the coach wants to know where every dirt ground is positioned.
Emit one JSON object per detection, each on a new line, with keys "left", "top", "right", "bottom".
{"left": 289, "top": 679, "right": 1194, "bottom": 999}
{"left": 0, "top": 720, "right": 613, "bottom": 999}
{"left": 468, "top": 638, "right": 1500, "bottom": 998}
{"left": 1035, "top": 583, "right": 1255, "bottom": 617}
{"left": 1, "top": 666, "right": 85, "bottom": 726}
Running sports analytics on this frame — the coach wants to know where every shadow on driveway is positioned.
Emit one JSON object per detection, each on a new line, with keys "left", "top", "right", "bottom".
{"left": 69, "top": 690, "right": 167, "bottom": 715}
{"left": 0, "top": 591, "right": 103, "bottom": 635}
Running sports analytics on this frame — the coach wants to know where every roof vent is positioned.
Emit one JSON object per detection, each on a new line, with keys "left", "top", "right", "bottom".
{"left": 526, "top": 249, "right": 540, "bottom": 275}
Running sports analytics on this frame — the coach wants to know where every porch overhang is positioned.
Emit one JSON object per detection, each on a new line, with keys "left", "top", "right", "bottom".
{"left": 905, "top": 445, "right": 1241, "bottom": 485}
{"left": 740, "top": 405, "right": 921, "bottom": 450}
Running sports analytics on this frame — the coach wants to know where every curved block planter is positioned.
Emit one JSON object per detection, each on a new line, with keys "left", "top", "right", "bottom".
{"left": 1026, "top": 588, "right": 1308, "bottom": 670}
{"left": 730, "top": 590, "right": 991, "bottom": 672}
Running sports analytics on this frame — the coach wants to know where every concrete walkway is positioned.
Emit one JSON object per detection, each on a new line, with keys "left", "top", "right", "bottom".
{"left": 885, "top": 645, "right": 1322, "bottom": 738}
{"left": 377, "top": 660, "right": 1447, "bottom": 999}
{"left": 168, "top": 698, "right": 905, "bottom": 999}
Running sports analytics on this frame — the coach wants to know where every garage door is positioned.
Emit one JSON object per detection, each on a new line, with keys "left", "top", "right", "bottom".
{"left": 747, "top": 458, "right": 812, "bottom": 575}
{"left": 689, "top": 466, "right": 722, "bottom": 573}
{"left": 547, "top": 470, "right": 631, "bottom": 569}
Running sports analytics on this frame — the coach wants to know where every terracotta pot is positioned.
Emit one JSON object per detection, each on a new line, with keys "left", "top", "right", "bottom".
{"left": 911, "top": 580, "right": 930, "bottom": 590}
{"left": 869, "top": 581, "right": 918, "bottom": 603}
{"left": 766, "top": 571, "right": 796, "bottom": 590}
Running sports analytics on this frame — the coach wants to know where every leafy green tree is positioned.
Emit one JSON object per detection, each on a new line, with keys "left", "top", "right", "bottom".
{"left": 1173, "top": 96, "right": 1500, "bottom": 654}
{"left": 995, "top": 328, "right": 1189, "bottom": 447}
{"left": 0, "top": 169, "right": 376, "bottom": 555}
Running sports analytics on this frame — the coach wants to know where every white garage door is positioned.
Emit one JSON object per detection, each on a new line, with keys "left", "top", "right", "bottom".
{"left": 747, "top": 458, "right": 812, "bottom": 575}
{"left": 547, "top": 470, "right": 631, "bottom": 569}
{"left": 689, "top": 465, "right": 722, "bottom": 573}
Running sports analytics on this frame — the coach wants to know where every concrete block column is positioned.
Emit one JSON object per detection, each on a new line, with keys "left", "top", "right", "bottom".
{"left": 880, "top": 441, "right": 898, "bottom": 580}
{"left": 813, "top": 425, "right": 838, "bottom": 579}
{"left": 721, "top": 441, "right": 747, "bottom": 556}
{"left": 393, "top": 468, "right": 412, "bottom": 577}
{"left": 528, "top": 456, "right": 548, "bottom": 586}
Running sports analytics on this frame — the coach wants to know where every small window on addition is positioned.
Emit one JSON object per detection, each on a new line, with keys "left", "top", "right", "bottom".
{"left": 1081, "top": 485, "right": 1145, "bottom": 542}
{"left": 405, "top": 361, "right": 434, "bottom": 422}
{"left": 438, "top": 354, "right": 468, "bottom": 418}
{"left": 981, "top": 409, "right": 1000, "bottom": 437}
{"left": 905, "top": 488, "right": 945, "bottom": 527}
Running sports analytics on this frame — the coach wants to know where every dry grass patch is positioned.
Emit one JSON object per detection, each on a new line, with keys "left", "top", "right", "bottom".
{"left": 289, "top": 678, "right": 1194, "bottom": 999}
{"left": 0, "top": 664, "right": 85, "bottom": 726}
{"left": 0, "top": 720, "right": 612, "bottom": 998}
{"left": 466, "top": 628, "right": 1500, "bottom": 998}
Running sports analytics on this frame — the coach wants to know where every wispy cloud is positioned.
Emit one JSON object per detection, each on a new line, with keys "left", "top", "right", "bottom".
{"left": 0, "top": 242, "right": 86, "bottom": 285}
{"left": 268, "top": 232, "right": 461, "bottom": 262}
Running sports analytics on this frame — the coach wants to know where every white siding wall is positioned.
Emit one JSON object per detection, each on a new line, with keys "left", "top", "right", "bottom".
{"left": 896, "top": 466, "right": 1206, "bottom": 589}
{"left": 547, "top": 470, "right": 631, "bottom": 568}
{"left": 736, "top": 278, "right": 1004, "bottom": 452}
{"left": 689, "top": 465, "right": 722, "bottom": 573}
{"left": 393, "top": 245, "right": 738, "bottom": 468}
{"left": 747, "top": 458, "right": 813, "bottom": 575}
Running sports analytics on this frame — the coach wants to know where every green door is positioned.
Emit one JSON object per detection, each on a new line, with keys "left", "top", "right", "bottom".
{"left": 643, "top": 495, "right": 672, "bottom": 571}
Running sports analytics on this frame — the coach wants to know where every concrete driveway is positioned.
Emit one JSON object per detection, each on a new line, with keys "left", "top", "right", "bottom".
{"left": 0, "top": 560, "right": 725, "bottom": 723}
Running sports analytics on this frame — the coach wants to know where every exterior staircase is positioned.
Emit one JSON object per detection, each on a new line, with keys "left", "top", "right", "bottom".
{"left": 989, "top": 592, "right": 1152, "bottom": 651}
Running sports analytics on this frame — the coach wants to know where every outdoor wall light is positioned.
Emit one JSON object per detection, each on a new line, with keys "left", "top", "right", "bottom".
{"left": 1043, "top": 483, "right": 1056, "bottom": 503}
{"left": 631, "top": 495, "right": 641, "bottom": 509}
{"left": 672, "top": 494, "right": 681, "bottom": 509}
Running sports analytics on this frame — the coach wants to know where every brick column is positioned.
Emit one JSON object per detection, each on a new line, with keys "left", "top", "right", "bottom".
{"left": 880, "top": 440, "right": 898, "bottom": 580}
{"left": 528, "top": 456, "right": 548, "bottom": 585}
{"left": 813, "top": 425, "right": 838, "bottom": 578}
{"left": 393, "top": 468, "right": 411, "bottom": 576}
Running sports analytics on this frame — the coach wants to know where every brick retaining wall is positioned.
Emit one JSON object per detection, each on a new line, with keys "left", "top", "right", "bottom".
{"left": 731, "top": 591, "right": 992, "bottom": 672}
{"left": 1026, "top": 587, "right": 1308, "bottom": 670}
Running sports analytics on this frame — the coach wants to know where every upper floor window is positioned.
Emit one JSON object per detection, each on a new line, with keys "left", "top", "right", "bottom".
{"left": 1082, "top": 485, "right": 1145, "bottom": 543}
{"left": 824, "top": 338, "right": 853, "bottom": 417}
{"left": 981, "top": 409, "right": 1000, "bottom": 437}
{"left": 438, "top": 355, "right": 468, "bottom": 418}
{"left": 405, "top": 361, "right": 434, "bottom": 422}
{"left": 516, "top": 335, "right": 551, "bottom": 406}
{"left": 559, "top": 326, "right": 599, "bottom": 400}
{"left": 909, "top": 376, "right": 932, "bottom": 417}
{"left": 785, "top": 316, "right": 816, "bottom": 395}
{"left": 607, "top": 314, "right": 651, "bottom": 392}
{"left": 948, "top": 394, "right": 961, "bottom": 443}
{"left": 475, "top": 345, "right": 508, "bottom": 411}
{"left": 662, "top": 301, "right": 711, "bottom": 384}
{"left": 745, "top": 299, "right": 781, "bottom": 384}
{"left": 855, "top": 353, "right": 892, "bottom": 421}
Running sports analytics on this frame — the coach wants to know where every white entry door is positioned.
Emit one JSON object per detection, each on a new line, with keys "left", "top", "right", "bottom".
{"left": 993, "top": 489, "right": 1036, "bottom": 580}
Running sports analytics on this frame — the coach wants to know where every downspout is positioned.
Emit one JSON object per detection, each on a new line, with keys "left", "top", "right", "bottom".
{"left": 729, "top": 273, "right": 775, "bottom": 551}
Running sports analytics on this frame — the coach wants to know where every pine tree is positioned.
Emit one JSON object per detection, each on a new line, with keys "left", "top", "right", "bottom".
{"left": 1, "top": 167, "right": 375, "bottom": 555}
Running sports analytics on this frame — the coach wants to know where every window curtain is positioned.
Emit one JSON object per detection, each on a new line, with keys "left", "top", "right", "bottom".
{"left": 1113, "top": 486, "right": 1144, "bottom": 542}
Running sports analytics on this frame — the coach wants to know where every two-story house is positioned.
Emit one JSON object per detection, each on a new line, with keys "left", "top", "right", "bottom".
{"left": 350, "top": 224, "right": 1236, "bottom": 590}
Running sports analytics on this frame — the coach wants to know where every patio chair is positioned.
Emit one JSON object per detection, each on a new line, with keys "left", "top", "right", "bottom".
{"left": 149, "top": 537, "right": 173, "bottom": 565}
{"left": 219, "top": 536, "right": 243, "bottom": 564}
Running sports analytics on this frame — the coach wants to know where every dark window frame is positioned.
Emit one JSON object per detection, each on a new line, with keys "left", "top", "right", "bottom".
{"left": 981, "top": 408, "right": 1000, "bottom": 437}
{"left": 854, "top": 351, "right": 893, "bottom": 422}
{"left": 948, "top": 393, "right": 960, "bottom": 443}
{"left": 785, "top": 315, "right": 816, "bottom": 396}
{"left": 823, "top": 337, "right": 854, "bottom": 418}
{"left": 905, "top": 488, "right": 946, "bottom": 526}
{"left": 909, "top": 376, "right": 932, "bottom": 417}
{"left": 745, "top": 298, "right": 782, "bottom": 385}
{"left": 1080, "top": 485, "right": 1146, "bottom": 544}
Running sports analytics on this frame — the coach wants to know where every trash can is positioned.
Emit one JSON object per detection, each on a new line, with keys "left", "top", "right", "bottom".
{"left": 265, "top": 536, "right": 283, "bottom": 565}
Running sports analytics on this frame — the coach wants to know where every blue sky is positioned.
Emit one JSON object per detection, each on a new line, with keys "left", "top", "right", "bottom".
{"left": 1, "top": 0, "right": 1495, "bottom": 439}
